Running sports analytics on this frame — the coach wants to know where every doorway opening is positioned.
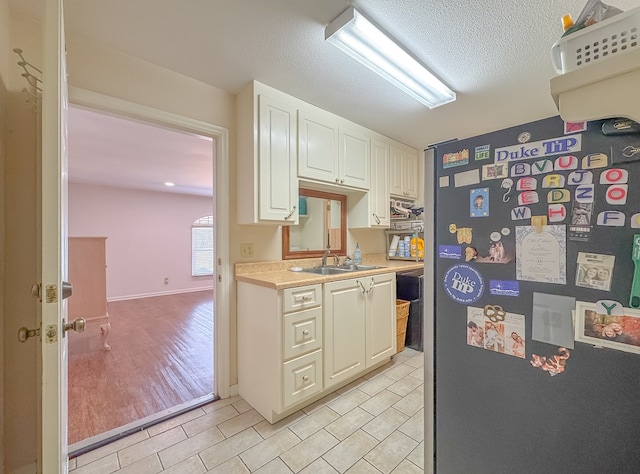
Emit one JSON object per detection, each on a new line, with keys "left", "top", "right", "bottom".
{"left": 66, "top": 104, "right": 217, "bottom": 454}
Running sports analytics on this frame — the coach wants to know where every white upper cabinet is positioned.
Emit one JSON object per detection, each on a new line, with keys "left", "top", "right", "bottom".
{"left": 238, "top": 81, "right": 419, "bottom": 226}
{"left": 349, "top": 139, "right": 389, "bottom": 228}
{"left": 298, "top": 110, "right": 370, "bottom": 190}
{"left": 369, "top": 140, "right": 390, "bottom": 227}
{"left": 237, "top": 82, "right": 298, "bottom": 225}
{"left": 339, "top": 125, "right": 370, "bottom": 189}
{"left": 390, "top": 142, "right": 418, "bottom": 200}
{"left": 298, "top": 108, "right": 340, "bottom": 183}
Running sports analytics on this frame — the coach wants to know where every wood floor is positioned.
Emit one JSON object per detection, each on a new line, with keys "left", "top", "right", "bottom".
{"left": 68, "top": 290, "right": 214, "bottom": 445}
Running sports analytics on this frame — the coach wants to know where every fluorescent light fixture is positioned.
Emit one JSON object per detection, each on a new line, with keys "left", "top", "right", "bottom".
{"left": 325, "top": 6, "right": 455, "bottom": 108}
{"left": 164, "top": 182, "right": 175, "bottom": 187}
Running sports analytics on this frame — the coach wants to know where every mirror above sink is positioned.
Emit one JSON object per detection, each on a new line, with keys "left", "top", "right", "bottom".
{"left": 282, "top": 188, "right": 347, "bottom": 260}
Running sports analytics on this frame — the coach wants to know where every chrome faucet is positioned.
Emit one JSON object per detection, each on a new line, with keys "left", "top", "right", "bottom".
{"left": 321, "top": 249, "right": 331, "bottom": 267}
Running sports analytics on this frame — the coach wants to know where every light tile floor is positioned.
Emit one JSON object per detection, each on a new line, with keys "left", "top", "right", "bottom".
{"left": 69, "top": 348, "right": 424, "bottom": 474}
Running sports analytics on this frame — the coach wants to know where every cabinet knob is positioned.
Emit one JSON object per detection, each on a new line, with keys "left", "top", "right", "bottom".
{"left": 302, "top": 375, "right": 309, "bottom": 382}
{"left": 303, "top": 329, "right": 310, "bottom": 336}
{"left": 335, "top": 178, "right": 340, "bottom": 183}
{"left": 340, "top": 179, "right": 345, "bottom": 184}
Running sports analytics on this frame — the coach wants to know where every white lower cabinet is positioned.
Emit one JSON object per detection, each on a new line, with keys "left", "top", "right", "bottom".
{"left": 237, "top": 273, "right": 396, "bottom": 423}
{"left": 282, "top": 350, "right": 323, "bottom": 408}
{"left": 238, "top": 282, "right": 322, "bottom": 423}
{"left": 324, "top": 273, "right": 396, "bottom": 389}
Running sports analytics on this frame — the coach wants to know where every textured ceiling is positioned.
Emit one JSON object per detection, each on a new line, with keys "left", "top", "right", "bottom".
{"left": 9, "top": 0, "right": 638, "bottom": 195}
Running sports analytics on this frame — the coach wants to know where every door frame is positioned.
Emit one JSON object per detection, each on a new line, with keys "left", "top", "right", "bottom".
{"left": 68, "top": 87, "right": 231, "bottom": 399}
{"left": 41, "top": 0, "right": 69, "bottom": 471}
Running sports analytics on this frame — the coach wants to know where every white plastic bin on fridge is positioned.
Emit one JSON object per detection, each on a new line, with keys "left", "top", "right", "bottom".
{"left": 551, "top": 6, "right": 640, "bottom": 74}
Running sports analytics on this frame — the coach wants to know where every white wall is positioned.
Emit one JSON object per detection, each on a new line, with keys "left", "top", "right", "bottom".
{"left": 69, "top": 183, "right": 214, "bottom": 300}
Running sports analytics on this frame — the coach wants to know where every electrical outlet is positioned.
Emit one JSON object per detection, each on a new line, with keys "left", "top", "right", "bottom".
{"left": 240, "top": 243, "right": 254, "bottom": 257}
{"left": 164, "top": 277, "right": 169, "bottom": 285}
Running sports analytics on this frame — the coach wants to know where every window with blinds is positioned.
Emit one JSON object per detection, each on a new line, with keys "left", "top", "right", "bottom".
{"left": 192, "top": 216, "right": 214, "bottom": 276}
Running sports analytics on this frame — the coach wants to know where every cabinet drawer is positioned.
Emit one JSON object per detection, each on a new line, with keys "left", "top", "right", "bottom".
{"left": 283, "top": 307, "right": 322, "bottom": 360}
{"left": 282, "top": 350, "right": 322, "bottom": 409}
{"left": 283, "top": 284, "right": 321, "bottom": 313}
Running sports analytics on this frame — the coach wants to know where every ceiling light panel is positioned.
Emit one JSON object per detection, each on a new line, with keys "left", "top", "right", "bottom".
{"left": 325, "top": 6, "right": 455, "bottom": 108}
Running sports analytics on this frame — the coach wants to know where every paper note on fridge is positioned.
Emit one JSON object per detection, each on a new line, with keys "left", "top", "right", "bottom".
{"left": 515, "top": 225, "right": 567, "bottom": 284}
{"left": 531, "top": 292, "right": 576, "bottom": 348}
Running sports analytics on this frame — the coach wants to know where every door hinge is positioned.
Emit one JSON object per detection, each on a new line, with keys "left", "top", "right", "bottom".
{"left": 45, "top": 284, "right": 57, "bottom": 303}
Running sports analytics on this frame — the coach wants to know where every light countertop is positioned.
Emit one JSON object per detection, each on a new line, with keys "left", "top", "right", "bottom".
{"left": 235, "top": 254, "right": 423, "bottom": 290}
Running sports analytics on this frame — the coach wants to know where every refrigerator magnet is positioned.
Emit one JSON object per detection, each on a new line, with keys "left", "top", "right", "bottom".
{"left": 443, "top": 264, "right": 484, "bottom": 304}
{"left": 466, "top": 306, "right": 526, "bottom": 358}
{"left": 470, "top": 188, "right": 489, "bottom": 217}
{"left": 456, "top": 227, "right": 473, "bottom": 244}
{"left": 438, "top": 245, "right": 462, "bottom": 260}
{"left": 464, "top": 247, "right": 478, "bottom": 262}
{"left": 530, "top": 347, "right": 570, "bottom": 376}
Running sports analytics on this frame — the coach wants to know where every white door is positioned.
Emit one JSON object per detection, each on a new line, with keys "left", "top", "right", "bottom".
{"left": 40, "top": 0, "right": 69, "bottom": 471}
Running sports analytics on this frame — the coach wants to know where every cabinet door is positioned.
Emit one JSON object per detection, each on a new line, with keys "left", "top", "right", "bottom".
{"left": 298, "top": 109, "right": 339, "bottom": 184}
{"left": 402, "top": 150, "right": 419, "bottom": 199}
{"left": 366, "top": 273, "right": 396, "bottom": 367}
{"left": 340, "top": 126, "right": 370, "bottom": 189}
{"left": 258, "top": 95, "right": 298, "bottom": 222}
{"left": 390, "top": 144, "right": 418, "bottom": 199}
{"left": 370, "top": 140, "right": 390, "bottom": 227}
{"left": 389, "top": 145, "right": 405, "bottom": 198}
{"left": 324, "top": 278, "right": 366, "bottom": 389}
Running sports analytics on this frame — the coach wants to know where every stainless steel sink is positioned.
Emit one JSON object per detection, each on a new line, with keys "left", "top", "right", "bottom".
{"left": 300, "top": 266, "right": 351, "bottom": 275}
{"left": 336, "top": 264, "right": 384, "bottom": 271}
{"left": 300, "top": 264, "right": 385, "bottom": 275}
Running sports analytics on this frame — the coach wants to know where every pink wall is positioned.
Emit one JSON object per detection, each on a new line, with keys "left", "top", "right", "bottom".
{"left": 69, "top": 182, "right": 214, "bottom": 300}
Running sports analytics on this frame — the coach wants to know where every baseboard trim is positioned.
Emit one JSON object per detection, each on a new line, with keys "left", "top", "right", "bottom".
{"left": 108, "top": 286, "right": 214, "bottom": 302}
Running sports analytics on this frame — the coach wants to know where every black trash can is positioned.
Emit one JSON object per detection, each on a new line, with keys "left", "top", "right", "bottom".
{"left": 396, "top": 269, "right": 424, "bottom": 351}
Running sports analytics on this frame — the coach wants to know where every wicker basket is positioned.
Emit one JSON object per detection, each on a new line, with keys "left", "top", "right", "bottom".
{"left": 396, "top": 299, "right": 410, "bottom": 353}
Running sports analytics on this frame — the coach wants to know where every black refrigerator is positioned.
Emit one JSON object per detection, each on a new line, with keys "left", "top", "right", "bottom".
{"left": 433, "top": 115, "right": 640, "bottom": 473}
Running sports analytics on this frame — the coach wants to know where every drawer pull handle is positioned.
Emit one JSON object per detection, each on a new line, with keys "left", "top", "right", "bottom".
{"left": 284, "top": 205, "right": 297, "bottom": 220}
{"left": 302, "top": 375, "right": 309, "bottom": 382}
{"left": 301, "top": 295, "right": 312, "bottom": 301}
{"left": 303, "top": 329, "right": 310, "bottom": 336}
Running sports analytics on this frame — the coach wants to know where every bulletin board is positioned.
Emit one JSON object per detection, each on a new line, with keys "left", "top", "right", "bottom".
{"left": 433, "top": 115, "right": 640, "bottom": 473}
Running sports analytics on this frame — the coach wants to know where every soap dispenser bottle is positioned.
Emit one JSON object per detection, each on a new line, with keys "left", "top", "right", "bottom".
{"left": 354, "top": 243, "right": 362, "bottom": 264}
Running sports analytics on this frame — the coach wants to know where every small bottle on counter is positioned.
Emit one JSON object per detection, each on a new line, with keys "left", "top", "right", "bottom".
{"left": 354, "top": 243, "right": 362, "bottom": 264}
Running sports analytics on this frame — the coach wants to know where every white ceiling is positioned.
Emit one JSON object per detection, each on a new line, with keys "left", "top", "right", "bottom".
{"left": 9, "top": 0, "right": 638, "bottom": 196}
{"left": 67, "top": 106, "right": 214, "bottom": 196}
